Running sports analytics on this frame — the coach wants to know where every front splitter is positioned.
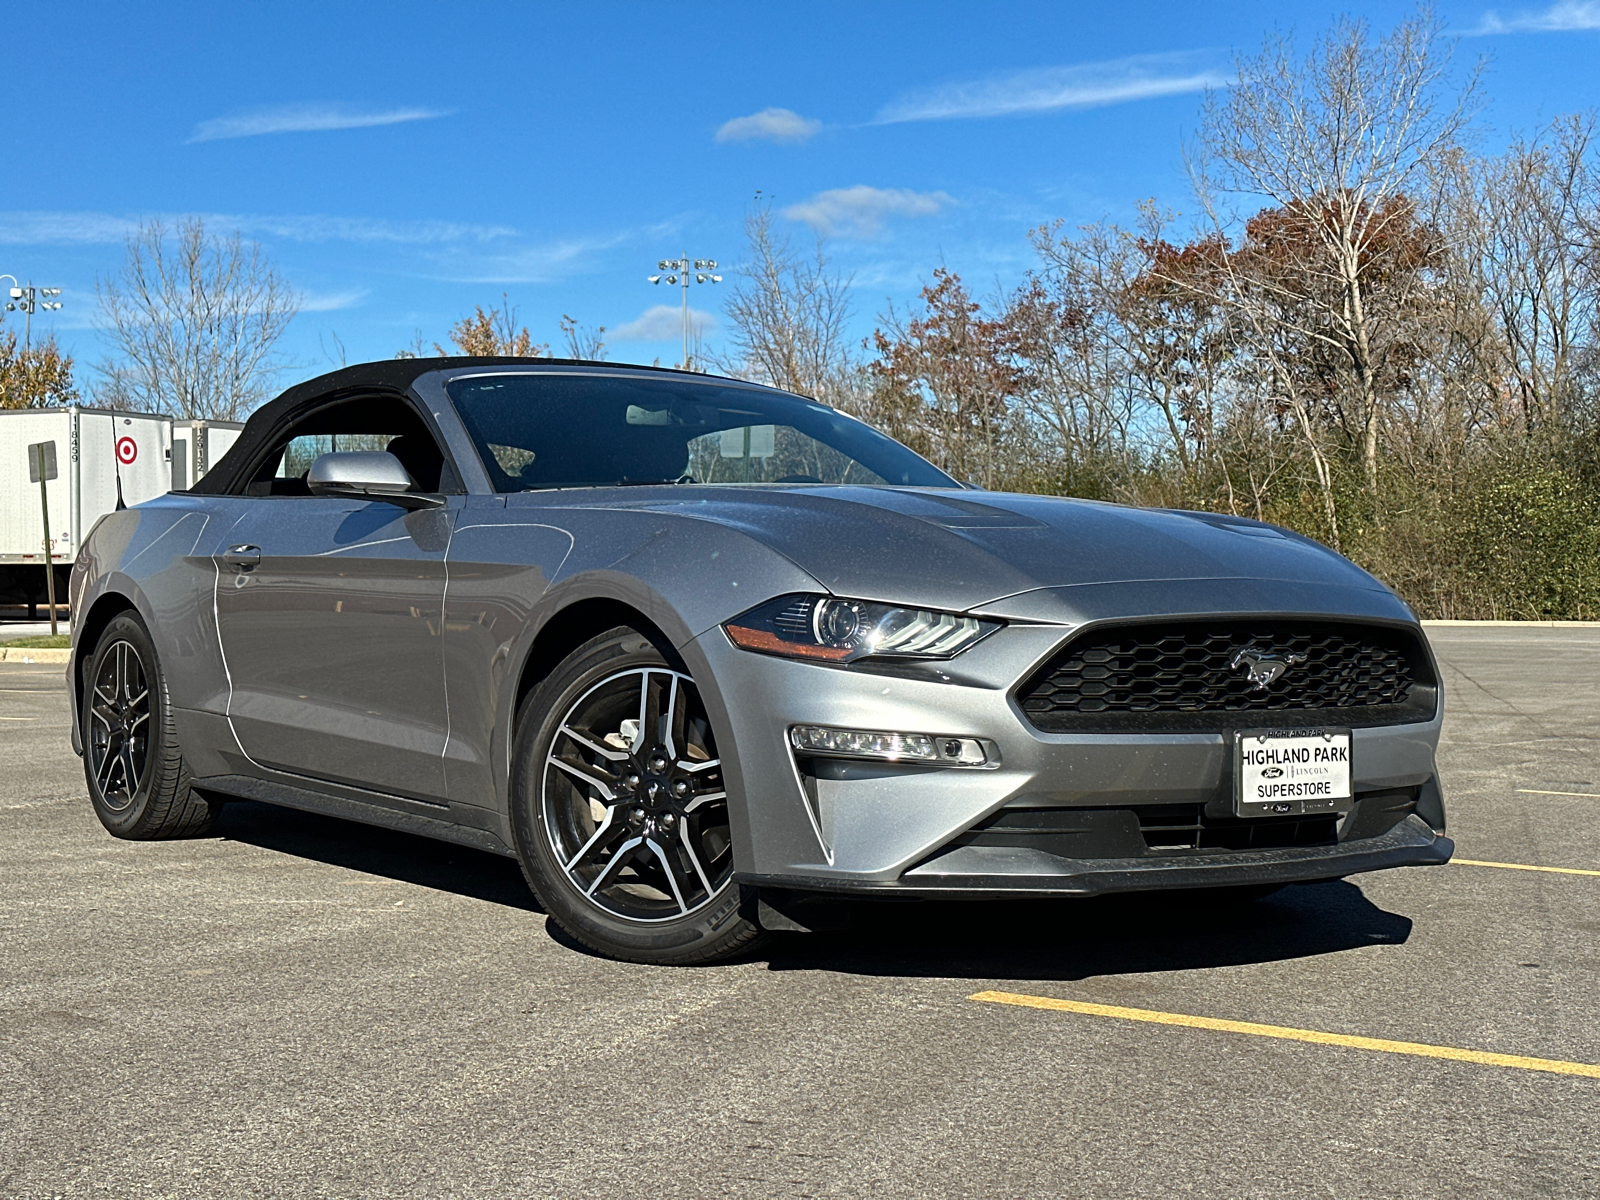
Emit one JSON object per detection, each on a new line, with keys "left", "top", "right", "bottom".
{"left": 738, "top": 815, "right": 1453, "bottom": 899}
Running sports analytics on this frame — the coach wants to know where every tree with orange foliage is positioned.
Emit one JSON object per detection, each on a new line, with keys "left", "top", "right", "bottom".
{"left": 0, "top": 316, "right": 78, "bottom": 408}
{"left": 436, "top": 294, "right": 548, "bottom": 358}
{"left": 867, "top": 269, "right": 1031, "bottom": 489}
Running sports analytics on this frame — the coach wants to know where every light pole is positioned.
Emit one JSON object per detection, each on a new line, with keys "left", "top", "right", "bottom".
{"left": 2, "top": 276, "right": 65, "bottom": 349}
{"left": 647, "top": 254, "right": 720, "bottom": 368}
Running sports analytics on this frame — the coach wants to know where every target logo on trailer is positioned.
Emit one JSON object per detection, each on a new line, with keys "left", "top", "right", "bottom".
{"left": 116, "top": 437, "right": 138, "bottom": 465}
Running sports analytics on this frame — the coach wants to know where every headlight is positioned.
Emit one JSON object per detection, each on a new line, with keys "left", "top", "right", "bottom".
{"left": 723, "top": 593, "right": 1000, "bottom": 662}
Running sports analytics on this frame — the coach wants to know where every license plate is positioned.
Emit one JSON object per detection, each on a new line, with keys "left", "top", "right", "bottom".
{"left": 1235, "top": 728, "right": 1352, "bottom": 817}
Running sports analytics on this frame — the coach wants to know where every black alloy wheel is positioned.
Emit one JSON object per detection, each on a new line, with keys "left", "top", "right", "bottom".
{"left": 510, "top": 627, "right": 765, "bottom": 964}
{"left": 87, "top": 636, "right": 151, "bottom": 812}
{"left": 82, "top": 612, "right": 219, "bottom": 839}
{"left": 545, "top": 665, "right": 730, "bottom": 921}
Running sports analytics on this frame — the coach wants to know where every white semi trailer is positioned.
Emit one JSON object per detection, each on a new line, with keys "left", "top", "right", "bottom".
{"left": 0, "top": 407, "right": 241, "bottom": 616}
{"left": 172, "top": 419, "right": 244, "bottom": 491}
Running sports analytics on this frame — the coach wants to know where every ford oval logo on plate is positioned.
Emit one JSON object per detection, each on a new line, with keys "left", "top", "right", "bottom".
{"left": 1236, "top": 728, "right": 1352, "bottom": 817}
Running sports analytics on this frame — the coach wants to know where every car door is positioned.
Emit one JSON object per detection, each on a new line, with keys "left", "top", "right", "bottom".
{"left": 212, "top": 426, "right": 456, "bottom": 803}
{"left": 436, "top": 494, "right": 578, "bottom": 808}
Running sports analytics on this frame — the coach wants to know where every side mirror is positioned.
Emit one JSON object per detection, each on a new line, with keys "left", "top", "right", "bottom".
{"left": 306, "top": 451, "right": 443, "bottom": 509}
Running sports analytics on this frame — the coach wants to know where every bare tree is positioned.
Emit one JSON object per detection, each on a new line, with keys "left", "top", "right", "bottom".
{"left": 1017, "top": 222, "right": 1139, "bottom": 477}
{"left": 1463, "top": 115, "right": 1599, "bottom": 432}
{"left": 1187, "top": 9, "right": 1478, "bottom": 492}
{"left": 1023, "top": 207, "right": 1235, "bottom": 497}
{"left": 96, "top": 218, "right": 300, "bottom": 420}
{"left": 716, "top": 202, "right": 855, "bottom": 406}
{"left": 320, "top": 329, "right": 348, "bottom": 369}
{"left": 394, "top": 329, "right": 428, "bottom": 359}
{"left": 559, "top": 313, "right": 607, "bottom": 361}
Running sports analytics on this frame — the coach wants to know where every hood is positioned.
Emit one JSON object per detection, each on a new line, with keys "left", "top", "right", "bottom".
{"left": 545, "top": 485, "right": 1397, "bottom": 615}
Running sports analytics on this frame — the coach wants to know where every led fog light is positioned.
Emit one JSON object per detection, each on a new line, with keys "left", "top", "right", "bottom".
{"left": 790, "top": 725, "right": 994, "bottom": 766}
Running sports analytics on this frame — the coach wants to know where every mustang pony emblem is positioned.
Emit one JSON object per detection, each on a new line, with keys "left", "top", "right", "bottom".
{"left": 1231, "top": 648, "right": 1308, "bottom": 692}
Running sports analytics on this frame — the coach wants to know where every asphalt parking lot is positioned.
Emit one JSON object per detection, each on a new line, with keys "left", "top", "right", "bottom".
{"left": 2, "top": 625, "right": 1597, "bottom": 1198}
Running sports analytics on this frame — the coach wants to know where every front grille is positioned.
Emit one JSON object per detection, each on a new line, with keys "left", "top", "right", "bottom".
{"left": 1017, "top": 619, "right": 1436, "bottom": 732}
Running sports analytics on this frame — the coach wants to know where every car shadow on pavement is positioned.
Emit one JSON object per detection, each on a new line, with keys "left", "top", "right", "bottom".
{"left": 760, "top": 881, "right": 1413, "bottom": 982}
{"left": 211, "top": 800, "right": 543, "bottom": 912}
{"left": 206, "top": 801, "right": 1411, "bottom": 981}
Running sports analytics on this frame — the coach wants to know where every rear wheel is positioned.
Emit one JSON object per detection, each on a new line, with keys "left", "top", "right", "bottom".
{"left": 82, "top": 612, "right": 219, "bottom": 839}
{"left": 509, "top": 627, "right": 765, "bottom": 965}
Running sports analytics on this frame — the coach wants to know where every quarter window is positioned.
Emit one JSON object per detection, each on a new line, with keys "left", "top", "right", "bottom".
{"left": 238, "top": 395, "right": 452, "bottom": 496}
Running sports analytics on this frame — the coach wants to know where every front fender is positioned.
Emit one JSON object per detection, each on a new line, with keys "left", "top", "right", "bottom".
{"left": 70, "top": 501, "right": 231, "bottom": 758}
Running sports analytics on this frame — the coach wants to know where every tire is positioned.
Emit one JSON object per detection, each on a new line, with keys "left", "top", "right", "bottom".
{"left": 81, "top": 612, "right": 220, "bottom": 840}
{"left": 509, "top": 626, "right": 767, "bottom": 965}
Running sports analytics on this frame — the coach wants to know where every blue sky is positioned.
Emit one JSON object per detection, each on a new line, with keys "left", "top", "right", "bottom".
{"left": 3, "top": 0, "right": 1598, "bottom": 396}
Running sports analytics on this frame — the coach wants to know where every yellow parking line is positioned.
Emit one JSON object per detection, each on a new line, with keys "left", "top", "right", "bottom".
{"left": 969, "top": 991, "right": 1600, "bottom": 1079}
{"left": 1518, "top": 788, "right": 1600, "bottom": 799}
{"left": 1452, "top": 858, "right": 1600, "bottom": 877}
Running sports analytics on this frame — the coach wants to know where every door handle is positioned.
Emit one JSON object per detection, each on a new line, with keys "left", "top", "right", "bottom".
{"left": 223, "top": 545, "right": 261, "bottom": 571}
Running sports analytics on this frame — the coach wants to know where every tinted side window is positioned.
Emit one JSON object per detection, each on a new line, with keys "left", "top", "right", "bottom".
{"left": 240, "top": 396, "right": 451, "bottom": 496}
{"left": 275, "top": 433, "right": 399, "bottom": 480}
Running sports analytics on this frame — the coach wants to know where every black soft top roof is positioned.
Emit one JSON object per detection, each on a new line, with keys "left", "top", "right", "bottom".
{"left": 190, "top": 356, "right": 744, "bottom": 494}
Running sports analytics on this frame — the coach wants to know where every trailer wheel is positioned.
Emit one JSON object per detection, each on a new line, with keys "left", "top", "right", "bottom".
{"left": 81, "top": 612, "right": 220, "bottom": 839}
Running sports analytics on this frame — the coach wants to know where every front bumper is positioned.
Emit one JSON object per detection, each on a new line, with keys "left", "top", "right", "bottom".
{"left": 740, "top": 814, "right": 1452, "bottom": 898}
{"left": 686, "top": 591, "right": 1447, "bottom": 895}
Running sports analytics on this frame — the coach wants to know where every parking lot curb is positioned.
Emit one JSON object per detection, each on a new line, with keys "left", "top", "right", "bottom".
{"left": 0, "top": 647, "right": 71, "bottom": 663}
{"left": 1422, "top": 620, "right": 1600, "bottom": 627}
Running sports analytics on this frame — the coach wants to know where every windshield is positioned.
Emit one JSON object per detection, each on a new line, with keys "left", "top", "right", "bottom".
{"left": 445, "top": 372, "right": 959, "bottom": 492}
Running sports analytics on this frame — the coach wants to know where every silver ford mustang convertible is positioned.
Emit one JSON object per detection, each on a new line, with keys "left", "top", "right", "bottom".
{"left": 69, "top": 358, "right": 1452, "bottom": 963}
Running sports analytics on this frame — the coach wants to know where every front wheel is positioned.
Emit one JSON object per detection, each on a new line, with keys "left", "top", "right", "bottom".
{"left": 509, "top": 626, "right": 766, "bottom": 965}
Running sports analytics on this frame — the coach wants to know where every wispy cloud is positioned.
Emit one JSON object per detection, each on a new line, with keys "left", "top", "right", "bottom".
{"left": 300, "top": 288, "right": 370, "bottom": 312}
{"left": 782, "top": 186, "right": 955, "bottom": 239}
{"left": 610, "top": 304, "right": 718, "bottom": 343}
{"left": 874, "top": 52, "right": 1228, "bottom": 123}
{"left": 0, "top": 211, "right": 139, "bottom": 244}
{"left": 189, "top": 103, "right": 451, "bottom": 143}
{"left": 238, "top": 215, "right": 515, "bottom": 244}
{"left": 0, "top": 210, "right": 517, "bottom": 246}
{"left": 1470, "top": 1, "right": 1600, "bottom": 33}
{"left": 715, "top": 107, "right": 823, "bottom": 144}
{"left": 0, "top": 209, "right": 672, "bottom": 290}
{"left": 438, "top": 220, "right": 681, "bottom": 284}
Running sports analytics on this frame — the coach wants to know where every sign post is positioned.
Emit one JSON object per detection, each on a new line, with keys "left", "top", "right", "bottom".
{"left": 28, "top": 441, "right": 59, "bottom": 636}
